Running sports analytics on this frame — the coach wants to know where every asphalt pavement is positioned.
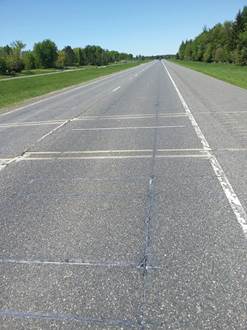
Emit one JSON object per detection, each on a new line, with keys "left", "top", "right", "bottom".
{"left": 0, "top": 60, "right": 246, "bottom": 329}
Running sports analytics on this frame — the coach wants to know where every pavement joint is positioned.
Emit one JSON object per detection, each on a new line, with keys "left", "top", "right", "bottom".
{"left": 138, "top": 88, "right": 160, "bottom": 330}
{"left": 0, "top": 309, "right": 137, "bottom": 328}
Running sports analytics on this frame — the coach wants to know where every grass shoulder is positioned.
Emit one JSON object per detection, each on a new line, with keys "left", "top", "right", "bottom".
{"left": 169, "top": 59, "right": 247, "bottom": 90}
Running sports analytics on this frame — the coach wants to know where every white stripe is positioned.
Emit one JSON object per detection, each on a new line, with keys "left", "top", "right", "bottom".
{"left": 218, "top": 148, "right": 247, "bottom": 151}
{"left": 28, "top": 148, "right": 206, "bottom": 155}
{"left": 22, "top": 155, "right": 207, "bottom": 161}
{"left": 71, "top": 125, "right": 185, "bottom": 131}
{"left": 157, "top": 154, "right": 208, "bottom": 159}
{"left": 0, "top": 154, "right": 27, "bottom": 172}
{"left": 28, "top": 149, "right": 153, "bottom": 154}
{"left": 73, "top": 113, "right": 187, "bottom": 121}
{"left": 112, "top": 86, "right": 121, "bottom": 92}
{"left": 37, "top": 120, "right": 69, "bottom": 143}
{"left": 162, "top": 60, "right": 247, "bottom": 237}
{"left": 23, "top": 155, "right": 153, "bottom": 160}
{"left": 158, "top": 148, "right": 209, "bottom": 151}
{"left": 0, "top": 121, "right": 64, "bottom": 128}
{"left": 0, "top": 258, "right": 135, "bottom": 268}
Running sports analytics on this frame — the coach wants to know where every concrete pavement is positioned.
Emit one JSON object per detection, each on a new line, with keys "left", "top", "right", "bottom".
{"left": 0, "top": 60, "right": 246, "bottom": 329}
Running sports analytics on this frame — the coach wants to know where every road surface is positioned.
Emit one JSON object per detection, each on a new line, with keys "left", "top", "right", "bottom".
{"left": 0, "top": 60, "right": 246, "bottom": 329}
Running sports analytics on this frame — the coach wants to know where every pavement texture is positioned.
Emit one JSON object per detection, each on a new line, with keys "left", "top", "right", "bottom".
{"left": 0, "top": 60, "right": 246, "bottom": 329}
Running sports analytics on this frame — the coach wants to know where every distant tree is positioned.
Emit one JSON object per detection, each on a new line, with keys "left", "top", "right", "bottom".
{"left": 0, "top": 57, "right": 7, "bottom": 74}
{"left": 0, "top": 41, "right": 26, "bottom": 74}
{"left": 5, "top": 56, "right": 24, "bottom": 74}
{"left": 2, "top": 45, "right": 12, "bottom": 56}
{"left": 176, "top": 6, "right": 247, "bottom": 65}
{"left": 0, "top": 38, "right": 135, "bottom": 74}
{"left": 203, "top": 45, "right": 213, "bottom": 62}
{"left": 33, "top": 39, "right": 58, "bottom": 68}
{"left": 23, "top": 51, "right": 35, "bottom": 69}
{"left": 56, "top": 51, "right": 66, "bottom": 68}
{"left": 184, "top": 40, "right": 193, "bottom": 60}
{"left": 178, "top": 41, "right": 186, "bottom": 60}
{"left": 214, "top": 47, "right": 225, "bottom": 62}
{"left": 63, "top": 46, "right": 76, "bottom": 66}
{"left": 11, "top": 40, "right": 26, "bottom": 57}
{"left": 74, "top": 48, "right": 86, "bottom": 66}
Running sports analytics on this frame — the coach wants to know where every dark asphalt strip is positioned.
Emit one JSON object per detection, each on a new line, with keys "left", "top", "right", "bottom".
{"left": 139, "top": 81, "right": 161, "bottom": 329}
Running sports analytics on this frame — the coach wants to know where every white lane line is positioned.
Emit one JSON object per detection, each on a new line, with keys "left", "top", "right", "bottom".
{"left": 71, "top": 125, "right": 185, "bottom": 131}
{"left": 22, "top": 155, "right": 207, "bottom": 161}
{"left": 27, "top": 148, "right": 208, "bottom": 156}
{"left": 217, "top": 148, "right": 247, "bottom": 151}
{"left": 158, "top": 154, "right": 208, "bottom": 158}
{"left": 23, "top": 155, "right": 153, "bottom": 160}
{"left": 162, "top": 60, "right": 247, "bottom": 237}
{"left": 112, "top": 86, "right": 121, "bottom": 92}
{"left": 28, "top": 149, "right": 153, "bottom": 154}
{"left": 0, "top": 121, "right": 65, "bottom": 128}
{"left": 194, "top": 111, "right": 247, "bottom": 115}
{"left": 74, "top": 113, "right": 188, "bottom": 121}
{"left": 0, "top": 159, "right": 12, "bottom": 170}
{"left": 0, "top": 154, "right": 28, "bottom": 172}
{"left": 0, "top": 258, "right": 136, "bottom": 268}
{"left": 37, "top": 120, "right": 69, "bottom": 143}
{"left": 158, "top": 148, "right": 209, "bottom": 151}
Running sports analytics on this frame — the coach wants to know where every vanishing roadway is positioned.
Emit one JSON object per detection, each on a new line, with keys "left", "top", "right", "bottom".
{"left": 0, "top": 60, "right": 247, "bottom": 329}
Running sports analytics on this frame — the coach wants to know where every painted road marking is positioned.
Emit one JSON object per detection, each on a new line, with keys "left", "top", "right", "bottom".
{"left": 0, "top": 148, "right": 209, "bottom": 171}
{"left": 74, "top": 113, "right": 188, "bottom": 121}
{"left": 22, "top": 155, "right": 208, "bottom": 160}
{"left": 0, "top": 258, "right": 136, "bottom": 268}
{"left": 162, "top": 60, "right": 247, "bottom": 237}
{"left": 112, "top": 86, "right": 121, "bottom": 92}
{"left": 23, "top": 155, "right": 153, "bottom": 160}
{"left": 29, "top": 148, "right": 206, "bottom": 154}
{"left": 0, "top": 154, "right": 27, "bottom": 172}
{"left": 0, "top": 120, "right": 66, "bottom": 128}
{"left": 37, "top": 120, "right": 69, "bottom": 143}
{"left": 28, "top": 149, "right": 153, "bottom": 154}
{"left": 22, "top": 149, "right": 209, "bottom": 160}
{"left": 71, "top": 125, "right": 185, "bottom": 131}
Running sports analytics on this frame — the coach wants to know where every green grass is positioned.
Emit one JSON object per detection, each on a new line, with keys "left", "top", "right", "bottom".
{"left": 0, "top": 62, "right": 142, "bottom": 110}
{"left": 169, "top": 59, "right": 247, "bottom": 90}
{"left": 0, "top": 67, "right": 92, "bottom": 80}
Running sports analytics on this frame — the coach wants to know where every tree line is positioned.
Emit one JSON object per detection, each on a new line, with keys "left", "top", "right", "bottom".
{"left": 0, "top": 39, "right": 136, "bottom": 75}
{"left": 177, "top": 6, "right": 247, "bottom": 65}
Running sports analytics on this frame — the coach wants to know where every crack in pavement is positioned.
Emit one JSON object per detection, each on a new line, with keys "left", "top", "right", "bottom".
{"left": 138, "top": 80, "right": 161, "bottom": 329}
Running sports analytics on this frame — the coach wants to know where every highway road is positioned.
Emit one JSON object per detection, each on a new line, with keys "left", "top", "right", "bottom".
{"left": 0, "top": 60, "right": 246, "bottom": 329}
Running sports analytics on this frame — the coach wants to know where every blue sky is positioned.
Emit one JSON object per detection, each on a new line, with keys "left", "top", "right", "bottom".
{"left": 0, "top": 0, "right": 246, "bottom": 55}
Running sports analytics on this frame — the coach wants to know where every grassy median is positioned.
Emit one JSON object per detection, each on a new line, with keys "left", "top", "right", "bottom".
{"left": 0, "top": 62, "right": 142, "bottom": 110}
{"left": 169, "top": 60, "right": 247, "bottom": 90}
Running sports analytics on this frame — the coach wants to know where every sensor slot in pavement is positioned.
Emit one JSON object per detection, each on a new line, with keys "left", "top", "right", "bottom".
{"left": 0, "top": 264, "right": 142, "bottom": 327}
